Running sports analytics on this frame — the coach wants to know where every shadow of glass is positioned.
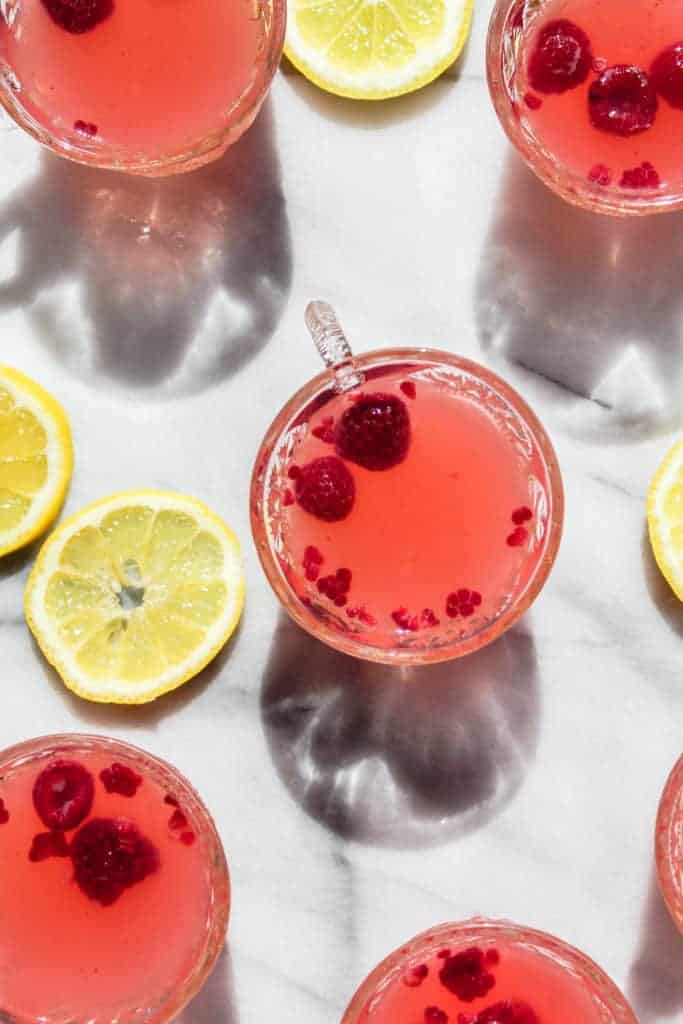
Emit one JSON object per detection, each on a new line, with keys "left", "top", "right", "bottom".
{"left": 177, "top": 947, "right": 239, "bottom": 1024}
{"left": 260, "top": 614, "right": 539, "bottom": 849}
{"left": 0, "top": 101, "right": 291, "bottom": 396}
{"left": 476, "top": 153, "right": 683, "bottom": 441}
{"left": 628, "top": 871, "right": 683, "bottom": 1022}
{"left": 641, "top": 526, "right": 683, "bottom": 638}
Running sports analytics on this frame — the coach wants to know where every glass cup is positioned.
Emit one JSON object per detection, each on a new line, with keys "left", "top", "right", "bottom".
{"left": 486, "top": 0, "right": 683, "bottom": 215}
{"left": 0, "top": 0, "right": 285, "bottom": 175}
{"left": 656, "top": 754, "right": 683, "bottom": 933}
{"left": 342, "top": 919, "right": 638, "bottom": 1024}
{"left": 251, "top": 302, "right": 563, "bottom": 665}
{"left": 0, "top": 733, "right": 230, "bottom": 1023}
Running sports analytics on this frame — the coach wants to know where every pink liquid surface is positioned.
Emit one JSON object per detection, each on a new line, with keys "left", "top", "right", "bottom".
{"left": 278, "top": 364, "right": 550, "bottom": 651}
{"left": 518, "top": 0, "right": 683, "bottom": 192}
{"left": 1, "top": 0, "right": 266, "bottom": 158}
{"left": 0, "top": 743, "right": 215, "bottom": 1021}
{"left": 354, "top": 939, "right": 605, "bottom": 1023}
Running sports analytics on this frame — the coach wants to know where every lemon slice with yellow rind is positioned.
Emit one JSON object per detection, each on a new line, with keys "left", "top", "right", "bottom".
{"left": 25, "top": 490, "right": 244, "bottom": 704}
{"left": 0, "top": 366, "right": 73, "bottom": 558}
{"left": 285, "top": 0, "right": 473, "bottom": 100}
{"left": 647, "top": 439, "right": 683, "bottom": 601}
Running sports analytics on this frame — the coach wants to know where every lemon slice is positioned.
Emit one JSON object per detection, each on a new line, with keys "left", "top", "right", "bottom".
{"left": 25, "top": 490, "right": 245, "bottom": 704}
{"left": 0, "top": 366, "right": 73, "bottom": 558}
{"left": 647, "top": 439, "right": 683, "bottom": 600}
{"left": 284, "top": 0, "right": 473, "bottom": 100}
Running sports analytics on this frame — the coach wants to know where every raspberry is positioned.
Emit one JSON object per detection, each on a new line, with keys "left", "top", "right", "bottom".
{"left": 295, "top": 457, "right": 355, "bottom": 521}
{"left": 527, "top": 20, "right": 592, "bottom": 94}
{"left": 29, "top": 830, "right": 70, "bottom": 862}
{"left": 71, "top": 817, "right": 159, "bottom": 906}
{"left": 335, "top": 393, "right": 411, "bottom": 471}
{"left": 74, "top": 120, "right": 98, "bottom": 136}
{"left": 41, "top": 0, "right": 113, "bottom": 33}
{"left": 439, "top": 947, "right": 496, "bottom": 1002}
{"left": 588, "top": 65, "right": 657, "bottom": 135}
{"left": 651, "top": 43, "right": 683, "bottom": 108}
{"left": 476, "top": 1002, "right": 539, "bottom": 1024}
{"left": 100, "top": 763, "right": 142, "bottom": 798}
{"left": 620, "top": 161, "right": 661, "bottom": 188}
{"left": 33, "top": 760, "right": 94, "bottom": 831}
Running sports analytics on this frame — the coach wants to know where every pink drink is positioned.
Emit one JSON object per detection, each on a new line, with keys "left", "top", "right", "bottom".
{"left": 343, "top": 923, "right": 638, "bottom": 1024}
{"left": 0, "top": 735, "right": 229, "bottom": 1023}
{"left": 254, "top": 353, "right": 562, "bottom": 662}
{"left": 0, "top": 0, "right": 284, "bottom": 172}
{"left": 656, "top": 754, "right": 683, "bottom": 934}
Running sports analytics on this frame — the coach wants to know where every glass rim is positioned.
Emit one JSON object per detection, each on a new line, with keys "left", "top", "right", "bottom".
{"left": 0, "top": 0, "right": 286, "bottom": 175}
{"left": 341, "top": 918, "right": 639, "bottom": 1024}
{"left": 250, "top": 346, "right": 565, "bottom": 665}
{"left": 485, "top": 0, "right": 683, "bottom": 217}
{"left": 0, "top": 731, "right": 230, "bottom": 1024}
{"left": 656, "top": 753, "right": 683, "bottom": 931}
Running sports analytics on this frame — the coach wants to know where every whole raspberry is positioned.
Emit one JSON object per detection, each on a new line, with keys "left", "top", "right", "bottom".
{"left": 71, "top": 817, "right": 159, "bottom": 906}
{"left": 295, "top": 457, "right": 355, "bottom": 521}
{"left": 651, "top": 43, "right": 683, "bottom": 108}
{"left": 527, "top": 20, "right": 592, "bottom": 94}
{"left": 335, "top": 393, "right": 410, "bottom": 471}
{"left": 588, "top": 65, "right": 657, "bottom": 135}
{"left": 41, "top": 0, "right": 113, "bottom": 34}
{"left": 33, "top": 760, "right": 94, "bottom": 831}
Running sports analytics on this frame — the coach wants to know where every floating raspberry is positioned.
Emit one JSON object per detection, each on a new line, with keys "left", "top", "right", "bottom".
{"left": 41, "top": 0, "right": 113, "bottom": 34}
{"left": 476, "top": 1001, "right": 539, "bottom": 1024}
{"left": 527, "top": 20, "right": 592, "bottom": 94}
{"left": 506, "top": 527, "right": 528, "bottom": 547}
{"left": 71, "top": 817, "right": 159, "bottom": 906}
{"left": 403, "top": 964, "right": 429, "bottom": 987}
{"left": 336, "top": 393, "right": 411, "bottom": 471}
{"left": 100, "top": 763, "right": 142, "bottom": 798}
{"left": 439, "top": 947, "right": 496, "bottom": 1002}
{"left": 295, "top": 457, "right": 355, "bottom": 522}
{"left": 400, "top": 381, "right": 417, "bottom": 399}
{"left": 312, "top": 416, "right": 336, "bottom": 443}
{"left": 620, "top": 161, "right": 661, "bottom": 188}
{"left": 33, "top": 760, "right": 95, "bottom": 831}
{"left": 511, "top": 506, "right": 533, "bottom": 524}
{"left": 524, "top": 92, "right": 542, "bottom": 109}
{"left": 29, "top": 830, "right": 70, "bottom": 862}
{"left": 651, "top": 43, "right": 683, "bottom": 107}
{"left": 588, "top": 65, "right": 657, "bottom": 135}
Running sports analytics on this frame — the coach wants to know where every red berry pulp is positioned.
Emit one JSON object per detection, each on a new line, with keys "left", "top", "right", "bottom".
{"left": 527, "top": 19, "right": 592, "bottom": 94}
{"left": 620, "top": 161, "right": 661, "bottom": 187}
{"left": 588, "top": 65, "right": 657, "bottom": 135}
{"left": 439, "top": 948, "right": 496, "bottom": 1002}
{"left": 41, "top": 0, "right": 113, "bottom": 34}
{"left": 295, "top": 456, "right": 356, "bottom": 522}
{"left": 71, "top": 817, "right": 160, "bottom": 906}
{"left": 335, "top": 392, "right": 411, "bottom": 471}
{"left": 100, "top": 762, "right": 142, "bottom": 797}
{"left": 29, "top": 830, "right": 70, "bottom": 862}
{"left": 476, "top": 1002, "right": 539, "bottom": 1024}
{"left": 33, "top": 760, "right": 95, "bottom": 831}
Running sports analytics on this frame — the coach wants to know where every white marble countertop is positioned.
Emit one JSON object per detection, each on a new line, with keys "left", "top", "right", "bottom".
{"left": 2, "top": 3, "right": 683, "bottom": 1021}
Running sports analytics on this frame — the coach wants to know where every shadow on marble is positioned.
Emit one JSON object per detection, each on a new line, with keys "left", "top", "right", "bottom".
{"left": 260, "top": 614, "right": 539, "bottom": 849}
{"left": 476, "top": 153, "right": 683, "bottom": 441}
{"left": 641, "top": 526, "right": 683, "bottom": 638}
{"left": 0, "top": 102, "right": 291, "bottom": 396}
{"left": 0, "top": 538, "right": 41, "bottom": 580}
{"left": 280, "top": 55, "right": 467, "bottom": 130}
{"left": 33, "top": 618, "right": 241, "bottom": 728}
{"left": 628, "top": 870, "right": 683, "bottom": 1022}
{"left": 177, "top": 947, "right": 239, "bottom": 1024}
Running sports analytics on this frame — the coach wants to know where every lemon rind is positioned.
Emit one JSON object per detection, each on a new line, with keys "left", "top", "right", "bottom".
{"left": 648, "top": 438, "right": 683, "bottom": 602}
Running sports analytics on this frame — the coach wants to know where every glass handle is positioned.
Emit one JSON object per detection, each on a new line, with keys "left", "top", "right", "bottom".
{"left": 305, "top": 300, "right": 364, "bottom": 392}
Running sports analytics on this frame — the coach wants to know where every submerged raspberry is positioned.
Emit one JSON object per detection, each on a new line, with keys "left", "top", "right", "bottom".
{"left": 312, "top": 416, "right": 336, "bottom": 443}
{"left": 318, "top": 567, "right": 352, "bottom": 607}
{"left": 523, "top": 92, "right": 542, "bottom": 110}
{"left": 74, "top": 119, "right": 98, "bottom": 136}
{"left": 335, "top": 393, "right": 411, "bottom": 471}
{"left": 507, "top": 526, "right": 528, "bottom": 547}
{"left": 588, "top": 65, "right": 657, "bottom": 135}
{"left": 588, "top": 161, "right": 614, "bottom": 184}
{"left": 100, "top": 763, "right": 142, "bottom": 798}
{"left": 511, "top": 506, "right": 533, "bottom": 524}
{"left": 620, "top": 161, "right": 661, "bottom": 188}
{"left": 439, "top": 947, "right": 496, "bottom": 1002}
{"left": 295, "top": 456, "right": 355, "bottom": 522}
{"left": 29, "top": 830, "right": 70, "bottom": 862}
{"left": 476, "top": 1002, "right": 539, "bottom": 1024}
{"left": 651, "top": 43, "right": 683, "bottom": 108}
{"left": 392, "top": 607, "right": 420, "bottom": 631}
{"left": 0, "top": 798, "right": 8, "bottom": 825}
{"left": 169, "top": 808, "right": 188, "bottom": 831}
{"left": 403, "top": 964, "right": 429, "bottom": 987}
{"left": 425, "top": 1009, "right": 449, "bottom": 1024}
{"left": 527, "top": 19, "right": 592, "bottom": 94}
{"left": 400, "top": 381, "right": 417, "bottom": 399}
{"left": 41, "top": 0, "right": 113, "bottom": 33}
{"left": 71, "top": 817, "right": 159, "bottom": 906}
{"left": 33, "top": 760, "right": 95, "bottom": 831}
{"left": 446, "top": 589, "right": 482, "bottom": 618}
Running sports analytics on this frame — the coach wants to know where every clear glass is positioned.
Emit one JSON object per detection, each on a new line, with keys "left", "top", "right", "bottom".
{"left": 342, "top": 920, "right": 638, "bottom": 1024}
{"left": 251, "top": 308, "right": 563, "bottom": 665}
{"left": 486, "top": 0, "right": 683, "bottom": 215}
{"left": 656, "top": 754, "right": 683, "bottom": 933}
{"left": 0, "top": 0, "right": 285, "bottom": 175}
{"left": 0, "top": 733, "right": 230, "bottom": 1023}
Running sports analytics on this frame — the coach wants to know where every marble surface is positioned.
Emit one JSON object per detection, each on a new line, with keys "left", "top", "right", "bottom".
{"left": 2, "top": 4, "right": 683, "bottom": 1022}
